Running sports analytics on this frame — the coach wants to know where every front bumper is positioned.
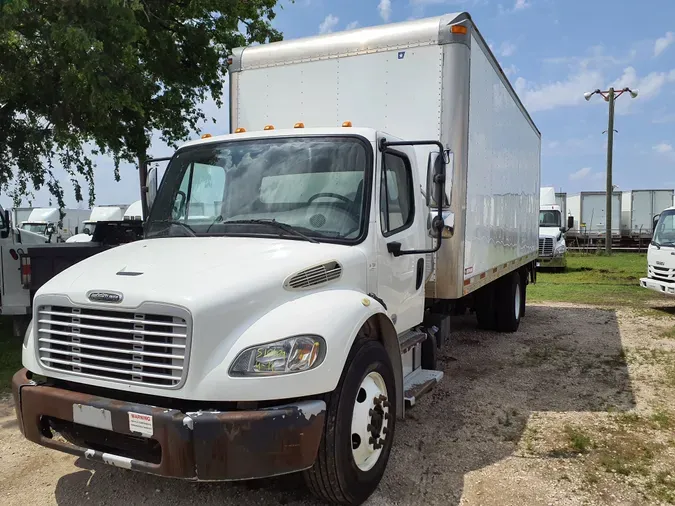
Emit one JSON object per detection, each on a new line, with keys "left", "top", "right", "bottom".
{"left": 12, "top": 368, "right": 325, "bottom": 481}
{"left": 537, "top": 255, "right": 567, "bottom": 269}
{"left": 640, "top": 277, "right": 675, "bottom": 296}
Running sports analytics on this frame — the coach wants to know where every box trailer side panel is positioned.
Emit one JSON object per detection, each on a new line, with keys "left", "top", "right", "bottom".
{"left": 567, "top": 195, "right": 581, "bottom": 234}
{"left": 461, "top": 32, "right": 540, "bottom": 287}
{"left": 654, "top": 190, "right": 675, "bottom": 227}
{"left": 621, "top": 191, "right": 632, "bottom": 236}
{"left": 579, "top": 192, "right": 621, "bottom": 237}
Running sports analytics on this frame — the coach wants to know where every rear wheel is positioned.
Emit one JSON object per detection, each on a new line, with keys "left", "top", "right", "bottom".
{"left": 304, "top": 338, "right": 396, "bottom": 505}
{"left": 496, "top": 271, "right": 522, "bottom": 333}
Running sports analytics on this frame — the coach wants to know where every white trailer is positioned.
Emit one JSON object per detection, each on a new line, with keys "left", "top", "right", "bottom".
{"left": 622, "top": 190, "right": 675, "bottom": 240}
{"left": 555, "top": 192, "right": 567, "bottom": 222}
{"left": 567, "top": 192, "right": 622, "bottom": 241}
{"left": 14, "top": 13, "right": 540, "bottom": 505}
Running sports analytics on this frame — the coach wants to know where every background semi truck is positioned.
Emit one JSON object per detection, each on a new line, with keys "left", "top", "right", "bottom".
{"left": 538, "top": 187, "right": 567, "bottom": 271}
{"left": 640, "top": 204, "right": 675, "bottom": 295}
{"left": 20, "top": 207, "right": 90, "bottom": 242}
{"left": 66, "top": 205, "right": 129, "bottom": 243}
{"left": 13, "top": 13, "right": 540, "bottom": 505}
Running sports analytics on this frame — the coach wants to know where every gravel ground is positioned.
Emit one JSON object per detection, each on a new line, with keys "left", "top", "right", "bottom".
{"left": 1, "top": 302, "right": 674, "bottom": 506}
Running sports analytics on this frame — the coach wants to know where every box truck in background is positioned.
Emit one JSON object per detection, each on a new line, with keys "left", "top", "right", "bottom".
{"left": 567, "top": 192, "right": 622, "bottom": 242}
{"left": 13, "top": 13, "right": 540, "bottom": 505}
{"left": 538, "top": 187, "right": 567, "bottom": 270}
{"left": 19, "top": 208, "right": 90, "bottom": 242}
{"left": 640, "top": 203, "right": 675, "bottom": 295}
{"left": 621, "top": 190, "right": 674, "bottom": 241}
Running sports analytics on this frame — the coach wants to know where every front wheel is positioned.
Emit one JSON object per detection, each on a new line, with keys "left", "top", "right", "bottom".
{"left": 304, "top": 338, "right": 396, "bottom": 505}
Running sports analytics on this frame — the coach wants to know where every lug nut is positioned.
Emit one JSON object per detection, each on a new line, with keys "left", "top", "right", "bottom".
{"left": 369, "top": 437, "right": 376, "bottom": 445}
{"left": 383, "top": 400, "right": 391, "bottom": 408}
{"left": 382, "top": 427, "right": 389, "bottom": 435}
{"left": 367, "top": 424, "right": 374, "bottom": 432}
{"left": 373, "top": 397, "right": 381, "bottom": 405}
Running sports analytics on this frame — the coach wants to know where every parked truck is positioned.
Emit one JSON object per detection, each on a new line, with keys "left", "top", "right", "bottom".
{"left": 620, "top": 189, "right": 674, "bottom": 241}
{"left": 66, "top": 205, "right": 128, "bottom": 243}
{"left": 12, "top": 13, "right": 540, "bottom": 505}
{"left": 538, "top": 187, "right": 567, "bottom": 271}
{"left": 566, "top": 192, "right": 622, "bottom": 243}
{"left": 20, "top": 207, "right": 90, "bottom": 242}
{"left": 640, "top": 204, "right": 675, "bottom": 295}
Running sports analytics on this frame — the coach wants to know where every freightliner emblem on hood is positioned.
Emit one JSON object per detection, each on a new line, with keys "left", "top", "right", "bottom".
{"left": 87, "top": 291, "right": 123, "bottom": 303}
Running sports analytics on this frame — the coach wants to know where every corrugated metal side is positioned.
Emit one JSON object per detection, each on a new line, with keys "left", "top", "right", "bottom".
{"left": 461, "top": 33, "right": 540, "bottom": 282}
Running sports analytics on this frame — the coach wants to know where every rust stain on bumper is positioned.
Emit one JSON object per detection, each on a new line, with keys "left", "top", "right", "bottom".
{"left": 12, "top": 369, "right": 326, "bottom": 481}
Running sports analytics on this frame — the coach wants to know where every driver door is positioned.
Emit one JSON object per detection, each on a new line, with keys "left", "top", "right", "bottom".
{"left": 375, "top": 145, "right": 427, "bottom": 333}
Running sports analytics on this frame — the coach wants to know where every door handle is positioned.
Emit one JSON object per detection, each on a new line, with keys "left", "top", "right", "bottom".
{"left": 415, "top": 258, "right": 425, "bottom": 290}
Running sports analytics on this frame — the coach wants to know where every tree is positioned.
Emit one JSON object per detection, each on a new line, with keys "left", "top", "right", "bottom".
{"left": 0, "top": 0, "right": 284, "bottom": 208}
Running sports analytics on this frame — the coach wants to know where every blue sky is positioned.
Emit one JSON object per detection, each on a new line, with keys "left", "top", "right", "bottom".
{"left": 5, "top": 0, "right": 674, "bottom": 209}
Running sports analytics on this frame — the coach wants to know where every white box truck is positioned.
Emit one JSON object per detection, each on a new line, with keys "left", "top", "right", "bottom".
{"left": 13, "top": 13, "right": 540, "bottom": 505}
{"left": 567, "top": 192, "right": 622, "bottom": 242}
{"left": 538, "top": 187, "right": 567, "bottom": 270}
{"left": 623, "top": 189, "right": 675, "bottom": 241}
{"left": 640, "top": 203, "right": 675, "bottom": 295}
{"left": 20, "top": 207, "right": 90, "bottom": 242}
{"left": 66, "top": 205, "right": 129, "bottom": 243}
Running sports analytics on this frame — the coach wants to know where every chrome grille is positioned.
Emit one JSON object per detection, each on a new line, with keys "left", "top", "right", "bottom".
{"left": 538, "top": 237, "right": 554, "bottom": 256}
{"left": 649, "top": 265, "right": 675, "bottom": 283}
{"left": 37, "top": 306, "right": 188, "bottom": 387}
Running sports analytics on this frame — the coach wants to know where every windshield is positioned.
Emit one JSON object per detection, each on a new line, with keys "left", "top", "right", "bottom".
{"left": 21, "top": 223, "right": 48, "bottom": 234}
{"left": 147, "top": 136, "right": 371, "bottom": 243}
{"left": 653, "top": 210, "right": 675, "bottom": 246}
{"left": 539, "top": 210, "right": 561, "bottom": 228}
{"left": 82, "top": 221, "right": 96, "bottom": 235}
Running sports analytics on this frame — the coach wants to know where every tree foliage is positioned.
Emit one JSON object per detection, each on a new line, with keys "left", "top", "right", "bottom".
{"left": 0, "top": 0, "right": 283, "bottom": 207}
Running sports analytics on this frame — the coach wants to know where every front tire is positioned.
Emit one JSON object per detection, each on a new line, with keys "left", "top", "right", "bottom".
{"left": 304, "top": 338, "right": 396, "bottom": 505}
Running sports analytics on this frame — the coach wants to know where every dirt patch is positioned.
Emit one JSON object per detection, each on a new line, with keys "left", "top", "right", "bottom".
{"left": 0, "top": 302, "right": 674, "bottom": 505}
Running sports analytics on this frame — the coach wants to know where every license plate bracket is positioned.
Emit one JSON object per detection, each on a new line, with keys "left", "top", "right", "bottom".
{"left": 73, "top": 403, "right": 113, "bottom": 431}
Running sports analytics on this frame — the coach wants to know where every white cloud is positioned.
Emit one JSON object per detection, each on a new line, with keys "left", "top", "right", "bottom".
{"left": 503, "top": 64, "right": 518, "bottom": 77}
{"left": 346, "top": 21, "right": 360, "bottom": 30}
{"left": 612, "top": 66, "right": 675, "bottom": 100}
{"left": 378, "top": 0, "right": 392, "bottom": 22}
{"left": 319, "top": 14, "right": 339, "bottom": 34}
{"left": 499, "top": 41, "right": 517, "bottom": 57}
{"left": 654, "top": 32, "right": 675, "bottom": 57}
{"left": 515, "top": 70, "right": 602, "bottom": 112}
{"left": 569, "top": 167, "right": 591, "bottom": 181}
{"left": 514, "top": 0, "right": 530, "bottom": 10}
{"left": 654, "top": 143, "right": 673, "bottom": 154}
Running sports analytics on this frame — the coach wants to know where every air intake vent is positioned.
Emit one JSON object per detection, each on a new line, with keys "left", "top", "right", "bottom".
{"left": 285, "top": 261, "right": 342, "bottom": 290}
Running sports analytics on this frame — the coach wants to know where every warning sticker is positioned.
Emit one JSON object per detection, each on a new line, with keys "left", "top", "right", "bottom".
{"left": 464, "top": 266, "right": 474, "bottom": 276}
{"left": 128, "top": 412, "right": 153, "bottom": 437}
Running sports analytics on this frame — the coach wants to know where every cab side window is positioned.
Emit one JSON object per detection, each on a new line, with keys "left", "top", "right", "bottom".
{"left": 380, "top": 152, "right": 414, "bottom": 236}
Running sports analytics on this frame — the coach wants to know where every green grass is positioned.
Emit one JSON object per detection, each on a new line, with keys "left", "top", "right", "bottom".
{"left": 530, "top": 253, "right": 666, "bottom": 306}
{"left": 0, "top": 318, "right": 21, "bottom": 394}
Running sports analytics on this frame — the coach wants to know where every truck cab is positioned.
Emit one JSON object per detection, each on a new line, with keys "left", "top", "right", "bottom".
{"left": 20, "top": 208, "right": 60, "bottom": 241}
{"left": 538, "top": 187, "right": 567, "bottom": 271}
{"left": 640, "top": 205, "right": 675, "bottom": 295}
{"left": 66, "top": 205, "right": 127, "bottom": 243}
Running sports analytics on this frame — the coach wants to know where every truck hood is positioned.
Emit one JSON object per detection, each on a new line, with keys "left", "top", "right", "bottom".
{"left": 36, "top": 237, "right": 368, "bottom": 310}
{"left": 539, "top": 227, "right": 562, "bottom": 239}
{"left": 648, "top": 244, "right": 675, "bottom": 268}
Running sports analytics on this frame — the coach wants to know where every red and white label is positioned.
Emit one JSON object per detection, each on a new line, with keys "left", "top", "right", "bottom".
{"left": 128, "top": 412, "right": 153, "bottom": 437}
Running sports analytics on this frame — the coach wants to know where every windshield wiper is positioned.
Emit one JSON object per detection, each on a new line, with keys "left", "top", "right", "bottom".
{"left": 219, "top": 219, "right": 319, "bottom": 244}
{"left": 652, "top": 241, "right": 661, "bottom": 249}
{"left": 149, "top": 219, "right": 197, "bottom": 237}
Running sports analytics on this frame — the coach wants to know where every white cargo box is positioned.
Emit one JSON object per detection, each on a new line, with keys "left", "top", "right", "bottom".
{"left": 567, "top": 192, "right": 622, "bottom": 239}
{"left": 229, "top": 12, "right": 541, "bottom": 299}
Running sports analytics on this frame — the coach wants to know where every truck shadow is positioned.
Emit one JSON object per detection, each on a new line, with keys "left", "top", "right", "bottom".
{"left": 53, "top": 305, "right": 634, "bottom": 506}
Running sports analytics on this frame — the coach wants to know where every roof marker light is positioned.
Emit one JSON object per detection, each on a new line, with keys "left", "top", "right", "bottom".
{"left": 342, "top": 121, "right": 353, "bottom": 127}
{"left": 294, "top": 122, "right": 305, "bottom": 128}
{"left": 451, "top": 25, "right": 467, "bottom": 34}
{"left": 234, "top": 127, "right": 246, "bottom": 133}
{"left": 264, "top": 125, "right": 275, "bottom": 130}
{"left": 201, "top": 133, "right": 212, "bottom": 139}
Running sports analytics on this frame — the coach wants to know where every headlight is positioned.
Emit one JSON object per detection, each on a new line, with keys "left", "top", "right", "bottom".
{"left": 229, "top": 335, "right": 326, "bottom": 377}
{"left": 555, "top": 243, "right": 566, "bottom": 255}
{"left": 23, "top": 319, "right": 33, "bottom": 348}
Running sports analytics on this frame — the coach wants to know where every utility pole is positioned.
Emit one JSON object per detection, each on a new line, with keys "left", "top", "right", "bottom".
{"left": 583, "top": 86, "right": 638, "bottom": 255}
{"left": 605, "top": 88, "right": 615, "bottom": 255}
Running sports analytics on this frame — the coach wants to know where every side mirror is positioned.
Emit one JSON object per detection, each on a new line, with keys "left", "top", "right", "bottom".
{"left": 567, "top": 215, "right": 574, "bottom": 230}
{"left": 0, "top": 210, "right": 9, "bottom": 239}
{"left": 559, "top": 226, "right": 567, "bottom": 233}
{"left": 426, "top": 151, "right": 452, "bottom": 208}
{"left": 147, "top": 166, "right": 158, "bottom": 213}
{"left": 652, "top": 214, "right": 661, "bottom": 236}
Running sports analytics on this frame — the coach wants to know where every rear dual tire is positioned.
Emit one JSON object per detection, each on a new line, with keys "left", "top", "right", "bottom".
{"left": 475, "top": 271, "right": 523, "bottom": 333}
